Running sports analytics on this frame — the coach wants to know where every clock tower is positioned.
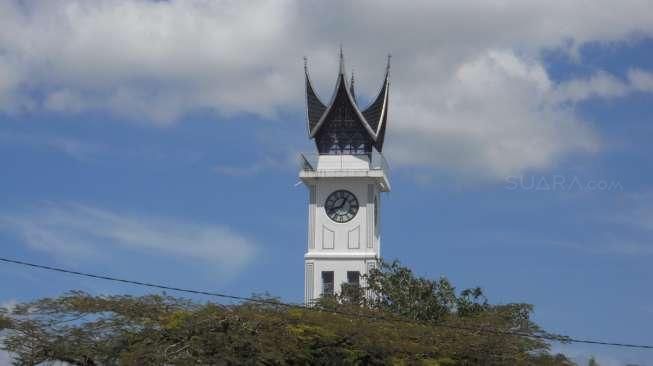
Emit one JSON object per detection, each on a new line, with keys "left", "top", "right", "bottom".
{"left": 300, "top": 50, "right": 391, "bottom": 304}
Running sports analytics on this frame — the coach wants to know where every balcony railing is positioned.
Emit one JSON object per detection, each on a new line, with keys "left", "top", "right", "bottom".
{"left": 299, "top": 149, "right": 389, "bottom": 173}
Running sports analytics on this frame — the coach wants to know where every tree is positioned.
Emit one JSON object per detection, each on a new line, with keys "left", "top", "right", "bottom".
{"left": 361, "top": 260, "right": 489, "bottom": 321}
{"left": 1, "top": 260, "right": 574, "bottom": 365}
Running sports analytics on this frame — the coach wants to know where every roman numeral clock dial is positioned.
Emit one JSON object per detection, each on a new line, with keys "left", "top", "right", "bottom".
{"left": 325, "top": 190, "right": 359, "bottom": 223}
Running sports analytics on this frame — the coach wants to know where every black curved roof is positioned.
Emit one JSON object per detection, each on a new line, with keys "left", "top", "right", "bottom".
{"left": 304, "top": 52, "right": 390, "bottom": 153}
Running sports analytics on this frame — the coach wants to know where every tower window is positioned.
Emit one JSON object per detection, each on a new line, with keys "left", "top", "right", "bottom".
{"left": 321, "top": 271, "right": 334, "bottom": 296}
{"left": 347, "top": 271, "right": 360, "bottom": 285}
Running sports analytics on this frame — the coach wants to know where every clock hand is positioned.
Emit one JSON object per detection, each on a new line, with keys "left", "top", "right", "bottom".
{"left": 330, "top": 199, "right": 345, "bottom": 214}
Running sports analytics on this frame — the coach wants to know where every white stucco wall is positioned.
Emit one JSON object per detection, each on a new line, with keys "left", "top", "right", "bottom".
{"left": 301, "top": 155, "right": 388, "bottom": 303}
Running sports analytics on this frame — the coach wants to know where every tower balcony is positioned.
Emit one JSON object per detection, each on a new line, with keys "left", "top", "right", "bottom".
{"left": 298, "top": 150, "right": 390, "bottom": 192}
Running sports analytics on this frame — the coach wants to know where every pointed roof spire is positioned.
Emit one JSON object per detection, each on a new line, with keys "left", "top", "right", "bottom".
{"left": 350, "top": 69, "right": 356, "bottom": 104}
{"left": 386, "top": 53, "right": 392, "bottom": 74}
{"left": 339, "top": 44, "right": 345, "bottom": 75}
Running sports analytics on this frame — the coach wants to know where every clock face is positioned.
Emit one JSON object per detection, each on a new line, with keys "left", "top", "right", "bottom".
{"left": 325, "top": 190, "right": 359, "bottom": 223}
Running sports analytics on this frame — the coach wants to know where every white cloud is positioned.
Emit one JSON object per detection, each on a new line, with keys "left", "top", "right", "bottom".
{"left": 0, "top": 60, "right": 23, "bottom": 112}
{"left": 0, "top": 203, "right": 257, "bottom": 276}
{"left": 552, "top": 68, "right": 653, "bottom": 103}
{"left": 1, "top": 1, "right": 653, "bottom": 177}
{"left": 628, "top": 68, "right": 653, "bottom": 92}
{"left": 554, "top": 72, "right": 630, "bottom": 103}
{"left": 388, "top": 50, "right": 599, "bottom": 177}
{"left": 0, "top": 0, "right": 301, "bottom": 123}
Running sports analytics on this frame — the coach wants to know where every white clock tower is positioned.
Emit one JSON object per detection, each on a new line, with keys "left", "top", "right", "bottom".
{"left": 300, "top": 51, "right": 391, "bottom": 304}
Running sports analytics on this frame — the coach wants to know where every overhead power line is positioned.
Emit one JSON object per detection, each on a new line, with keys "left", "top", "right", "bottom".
{"left": 1, "top": 256, "right": 652, "bottom": 350}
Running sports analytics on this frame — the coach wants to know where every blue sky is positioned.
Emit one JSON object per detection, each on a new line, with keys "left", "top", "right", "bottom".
{"left": 1, "top": 1, "right": 653, "bottom": 364}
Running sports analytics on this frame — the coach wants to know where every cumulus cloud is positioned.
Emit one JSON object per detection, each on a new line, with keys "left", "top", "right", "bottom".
{"left": 554, "top": 72, "right": 630, "bottom": 102}
{"left": 553, "top": 68, "right": 653, "bottom": 103}
{"left": 388, "top": 50, "right": 600, "bottom": 177}
{"left": 628, "top": 68, "right": 653, "bottom": 92}
{"left": 0, "top": 0, "right": 302, "bottom": 123}
{"left": 1, "top": 0, "right": 653, "bottom": 177}
{"left": 0, "top": 203, "right": 257, "bottom": 275}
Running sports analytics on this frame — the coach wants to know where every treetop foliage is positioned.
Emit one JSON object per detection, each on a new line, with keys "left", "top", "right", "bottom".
{"left": 1, "top": 260, "right": 574, "bottom": 365}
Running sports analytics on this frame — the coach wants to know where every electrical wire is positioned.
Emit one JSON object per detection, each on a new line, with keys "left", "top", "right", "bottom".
{"left": 1, "top": 256, "right": 652, "bottom": 350}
